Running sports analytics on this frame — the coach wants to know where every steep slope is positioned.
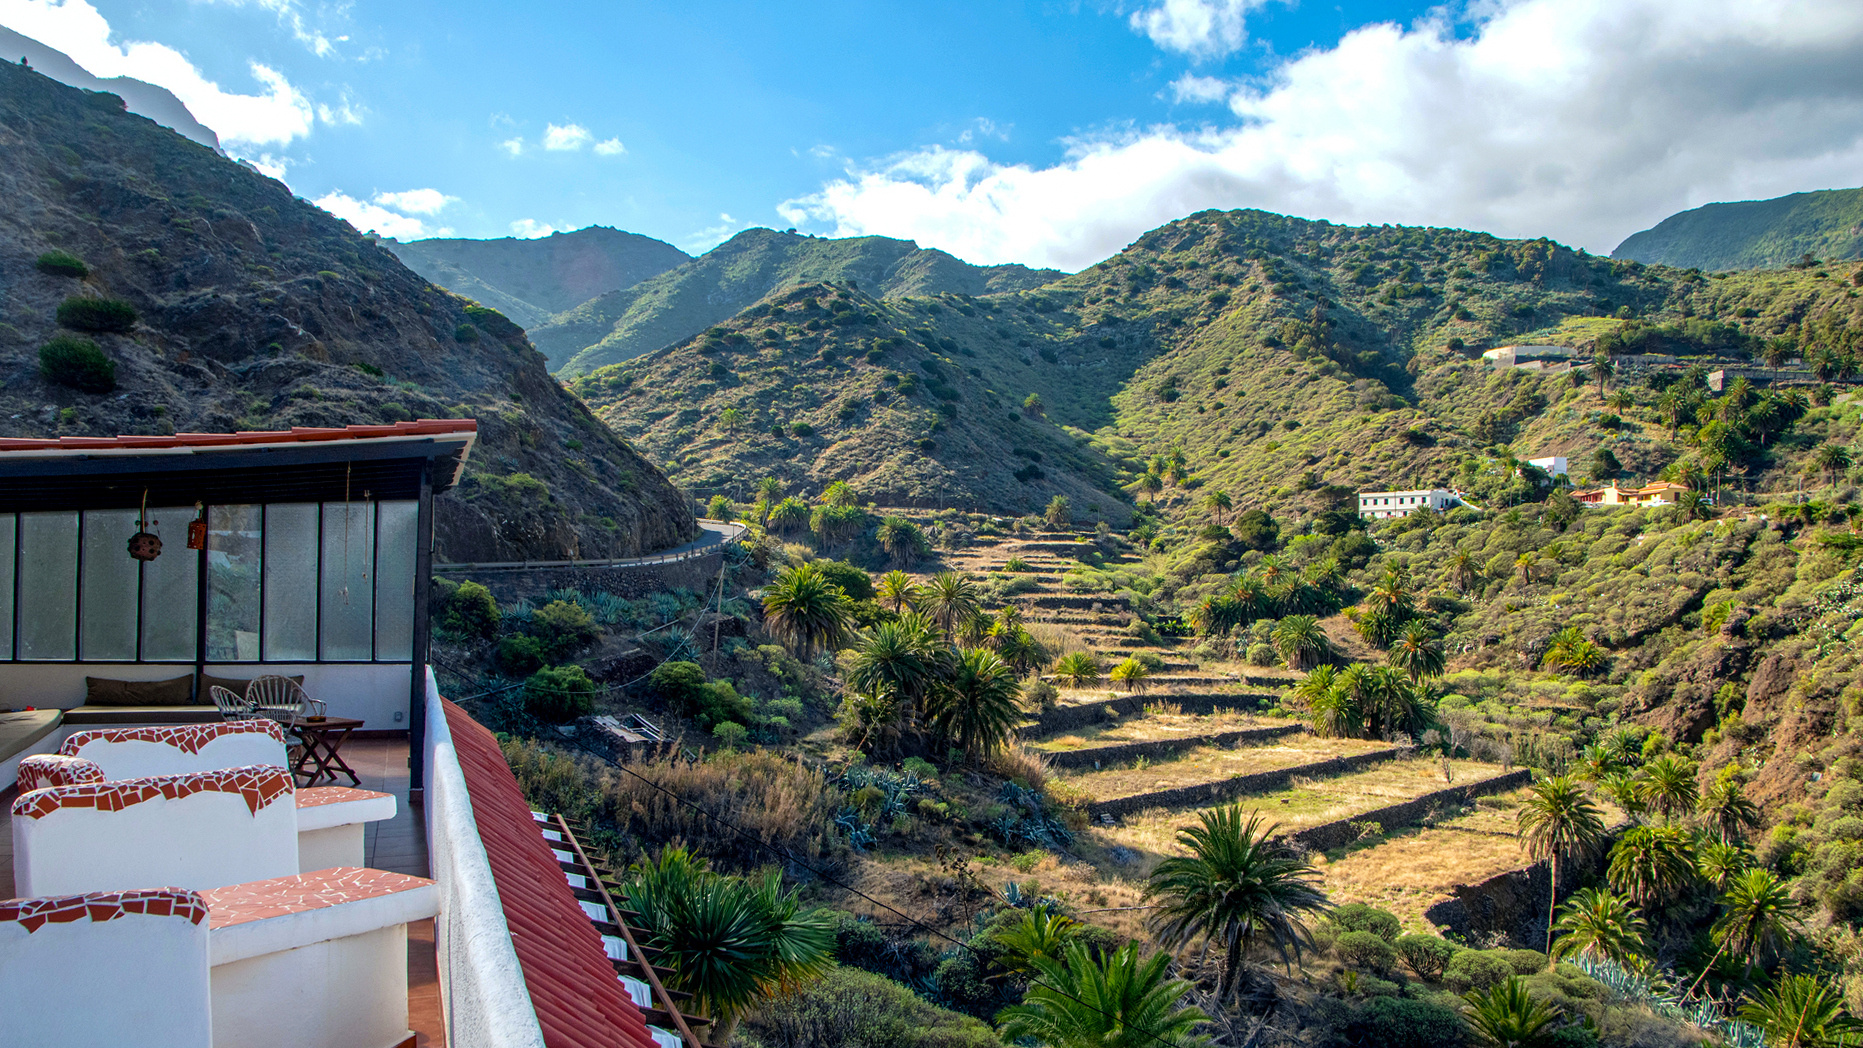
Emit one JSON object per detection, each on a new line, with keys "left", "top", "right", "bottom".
{"left": 577, "top": 208, "right": 1863, "bottom": 521}
{"left": 1, "top": 25, "right": 219, "bottom": 149}
{"left": 539, "top": 227, "right": 1064, "bottom": 374}
{"left": 1613, "top": 187, "right": 1863, "bottom": 271}
{"left": 384, "top": 226, "right": 689, "bottom": 331}
{"left": 0, "top": 61, "right": 696, "bottom": 562}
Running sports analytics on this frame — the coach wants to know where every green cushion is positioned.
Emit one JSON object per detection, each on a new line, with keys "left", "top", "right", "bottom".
{"left": 62, "top": 705, "right": 221, "bottom": 726}
{"left": 0, "top": 709, "right": 64, "bottom": 761}
{"left": 85, "top": 674, "right": 196, "bottom": 707}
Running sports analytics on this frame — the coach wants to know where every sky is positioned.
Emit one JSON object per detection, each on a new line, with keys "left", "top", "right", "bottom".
{"left": 2, "top": 0, "right": 1862, "bottom": 272}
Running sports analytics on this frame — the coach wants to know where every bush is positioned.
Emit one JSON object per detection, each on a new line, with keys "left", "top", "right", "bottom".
{"left": 1023, "top": 679, "right": 1060, "bottom": 712}
{"left": 1332, "top": 902, "right": 1404, "bottom": 943}
{"left": 1397, "top": 933, "right": 1458, "bottom": 981}
{"left": 56, "top": 296, "right": 137, "bottom": 332}
{"left": 496, "top": 634, "right": 546, "bottom": 675}
{"left": 1336, "top": 929, "right": 1398, "bottom": 974}
{"left": 524, "top": 664, "right": 597, "bottom": 721}
{"left": 713, "top": 721, "right": 749, "bottom": 748}
{"left": 454, "top": 323, "right": 479, "bottom": 342}
{"left": 442, "top": 580, "right": 500, "bottom": 638}
{"left": 1246, "top": 641, "right": 1278, "bottom": 666}
{"left": 1352, "top": 996, "right": 1468, "bottom": 1048}
{"left": 38, "top": 336, "right": 116, "bottom": 392}
{"left": 35, "top": 250, "right": 89, "bottom": 278}
{"left": 1444, "top": 949, "right": 1514, "bottom": 993}
{"left": 739, "top": 963, "right": 1003, "bottom": 1048}
{"left": 528, "top": 600, "right": 599, "bottom": 661}
{"left": 814, "top": 560, "right": 876, "bottom": 601}
{"left": 1500, "top": 948, "right": 1548, "bottom": 975}
{"left": 649, "top": 660, "right": 708, "bottom": 709}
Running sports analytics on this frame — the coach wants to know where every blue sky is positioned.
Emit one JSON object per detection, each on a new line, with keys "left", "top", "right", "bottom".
{"left": 6, "top": 0, "right": 1863, "bottom": 269}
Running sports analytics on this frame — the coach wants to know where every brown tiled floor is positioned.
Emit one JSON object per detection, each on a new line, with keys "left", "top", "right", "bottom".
{"left": 1, "top": 735, "right": 444, "bottom": 1047}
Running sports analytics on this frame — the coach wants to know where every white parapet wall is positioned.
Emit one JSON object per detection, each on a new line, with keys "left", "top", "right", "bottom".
{"left": 423, "top": 667, "right": 547, "bottom": 1048}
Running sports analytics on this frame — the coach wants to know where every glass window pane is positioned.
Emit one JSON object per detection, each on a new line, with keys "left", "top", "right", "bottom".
{"left": 208, "top": 505, "right": 262, "bottom": 661}
{"left": 373, "top": 501, "right": 417, "bottom": 662}
{"left": 18, "top": 512, "right": 77, "bottom": 660}
{"left": 0, "top": 515, "right": 15, "bottom": 659}
{"left": 264, "top": 504, "right": 319, "bottom": 662}
{"left": 141, "top": 507, "right": 199, "bottom": 661}
{"left": 80, "top": 509, "right": 141, "bottom": 661}
{"left": 321, "top": 502, "right": 374, "bottom": 660}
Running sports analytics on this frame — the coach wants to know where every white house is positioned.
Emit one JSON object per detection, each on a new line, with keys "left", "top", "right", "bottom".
{"left": 1358, "top": 489, "right": 1464, "bottom": 519}
{"left": 1527, "top": 456, "right": 1569, "bottom": 480}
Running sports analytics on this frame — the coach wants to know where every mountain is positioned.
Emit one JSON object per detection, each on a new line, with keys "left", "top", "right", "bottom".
{"left": 1613, "top": 187, "right": 1863, "bottom": 271}
{"left": 537, "top": 227, "right": 1065, "bottom": 374}
{"left": 384, "top": 227, "right": 689, "bottom": 331}
{"left": 574, "top": 207, "right": 1863, "bottom": 520}
{"left": 0, "top": 60, "right": 696, "bottom": 562}
{"left": 1, "top": 25, "right": 219, "bottom": 149}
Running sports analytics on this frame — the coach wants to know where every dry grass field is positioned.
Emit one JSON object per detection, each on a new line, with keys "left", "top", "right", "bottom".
{"left": 1051, "top": 736, "right": 1396, "bottom": 800}
{"left": 1027, "top": 707, "right": 1276, "bottom": 751}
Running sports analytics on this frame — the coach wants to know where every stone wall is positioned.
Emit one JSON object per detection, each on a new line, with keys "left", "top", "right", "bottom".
{"left": 1424, "top": 818, "right": 1623, "bottom": 945}
{"left": 1088, "top": 746, "right": 1403, "bottom": 819}
{"left": 1283, "top": 768, "right": 1534, "bottom": 852}
{"left": 1020, "top": 694, "right": 1274, "bottom": 737}
{"left": 1043, "top": 724, "right": 1302, "bottom": 770}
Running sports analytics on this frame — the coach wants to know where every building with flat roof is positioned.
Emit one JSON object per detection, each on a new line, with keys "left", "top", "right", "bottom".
{"left": 1358, "top": 489, "right": 1464, "bottom": 519}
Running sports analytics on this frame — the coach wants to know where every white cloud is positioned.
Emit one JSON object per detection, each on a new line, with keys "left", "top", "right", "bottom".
{"left": 1129, "top": 0, "right": 1265, "bottom": 60}
{"left": 1169, "top": 73, "right": 1231, "bottom": 105}
{"left": 316, "top": 94, "right": 363, "bottom": 125}
{"left": 244, "top": 153, "right": 288, "bottom": 179}
{"left": 498, "top": 136, "right": 523, "bottom": 157}
{"left": 593, "top": 137, "right": 626, "bottom": 156}
{"left": 0, "top": 0, "right": 315, "bottom": 146}
{"left": 784, "top": 0, "right": 1863, "bottom": 270}
{"left": 542, "top": 122, "right": 591, "bottom": 151}
{"left": 683, "top": 213, "right": 738, "bottom": 253}
{"left": 195, "top": 0, "right": 335, "bottom": 58}
{"left": 373, "top": 188, "right": 454, "bottom": 214}
{"left": 509, "top": 219, "right": 558, "bottom": 238}
{"left": 313, "top": 191, "right": 432, "bottom": 240}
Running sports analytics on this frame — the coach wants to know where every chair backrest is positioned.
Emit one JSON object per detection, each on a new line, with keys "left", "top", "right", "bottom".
{"left": 247, "top": 675, "right": 309, "bottom": 727}
{"left": 60, "top": 721, "right": 288, "bottom": 781}
{"left": 17, "top": 754, "right": 105, "bottom": 793}
{"left": 0, "top": 888, "right": 212, "bottom": 1048}
{"left": 12, "top": 764, "right": 299, "bottom": 896}
{"left": 209, "top": 684, "right": 251, "bottom": 719}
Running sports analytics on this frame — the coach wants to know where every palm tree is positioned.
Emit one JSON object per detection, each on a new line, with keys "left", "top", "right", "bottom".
{"left": 919, "top": 572, "right": 981, "bottom": 640}
{"left": 1514, "top": 551, "right": 1536, "bottom": 586}
{"left": 623, "top": 848, "right": 836, "bottom": 1043}
{"left": 1291, "top": 664, "right": 1339, "bottom": 708}
{"left": 1705, "top": 869, "right": 1800, "bottom": 986}
{"left": 1696, "top": 840, "right": 1748, "bottom": 895}
{"left": 875, "top": 516, "right": 927, "bottom": 565}
{"left": 996, "top": 941, "right": 1209, "bottom": 1048}
{"left": 767, "top": 496, "right": 811, "bottom": 534}
{"left": 1138, "top": 470, "right": 1164, "bottom": 502}
{"left": 821, "top": 480, "right": 857, "bottom": 507}
{"left": 1549, "top": 887, "right": 1648, "bottom": 967}
{"left": 1517, "top": 775, "right": 1608, "bottom": 954}
{"left": 1273, "top": 615, "right": 1330, "bottom": 671}
{"left": 1814, "top": 442, "right": 1853, "bottom": 485}
{"left": 1203, "top": 489, "right": 1233, "bottom": 524}
{"left": 1596, "top": 771, "right": 1647, "bottom": 822}
{"left": 1051, "top": 651, "right": 1103, "bottom": 689}
{"left": 1366, "top": 569, "right": 1414, "bottom": 618}
{"left": 1700, "top": 777, "right": 1761, "bottom": 843}
{"left": 991, "top": 905, "right": 1080, "bottom": 977}
{"left": 1145, "top": 805, "right": 1331, "bottom": 998}
{"left": 1308, "top": 686, "right": 1362, "bottom": 739}
{"left": 1044, "top": 495, "right": 1072, "bottom": 528}
{"left": 762, "top": 562, "right": 855, "bottom": 657}
{"left": 846, "top": 617, "right": 945, "bottom": 743}
{"left": 876, "top": 570, "right": 921, "bottom": 614}
{"left": 1451, "top": 551, "right": 1482, "bottom": 594}
{"left": 1389, "top": 620, "right": 1446, "bottom": 681}
{"left": 1738, "top": 974, "right": 1859, "bottom": 1048}
{"left": 1463, "top": 975, "right": 1561, "bottom": 1048}
{"left": 1361, "top": 665, "right": 1419, "bottom": 739}
{"left": 1607, "top": 824, "right": 1695, "bottom": 908}
{"left": 926, "top": 647, "right": 1023, "bottom": 760}
{"left": 1110, "top": 656, "right": 1151, "bottom": 694}
{"left": 1593, "top": 349, "right": 1614, "bottom": 398}
{"left": 1634, "top": 754, "right": 1698, "bottom": 822}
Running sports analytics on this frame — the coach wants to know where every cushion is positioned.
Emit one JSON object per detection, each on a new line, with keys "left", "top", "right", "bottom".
{"left": 0, "top": 709, "right": 64, "bottom": 761}
{"left": 200, "top": 674, "right": 305, "bottom": 702}
{"left": 62, "top": 705, "right": 222, "bottom": 726}
{"left": 85, "top": 674, "right": 196, "bottom": 707}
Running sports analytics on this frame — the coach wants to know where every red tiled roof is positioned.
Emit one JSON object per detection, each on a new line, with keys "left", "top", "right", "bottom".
{"left": 442, "top": 700, "right": 659, "bottom": 1048}
{"left": 0, "top": 419, "right": 476, "bottom": 453}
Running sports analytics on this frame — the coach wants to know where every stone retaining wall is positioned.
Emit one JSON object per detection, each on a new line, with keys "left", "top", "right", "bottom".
{"left": 1042, "top": 724, "right": 1302, "bottom": 770}
{"left": 1284, "top": 768, "right": 1534, "bottom": 852}
{"left": 1087, "top": 747, "right": 1404, "bottom": 818}
{"left": 1424, "top": 819, "right": 1624, "bottom": 945}
{"left": 1020, "top": 694, "right": 1273, "bottom": 736}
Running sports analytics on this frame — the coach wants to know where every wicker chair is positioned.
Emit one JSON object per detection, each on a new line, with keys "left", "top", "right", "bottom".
{"left": 208, "top": 685, "right": 254, "bottom": 721}
{"left": 245, "top": 676, "right": 325, "bottom": 729}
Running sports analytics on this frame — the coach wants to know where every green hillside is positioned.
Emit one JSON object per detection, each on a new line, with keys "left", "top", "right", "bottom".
{"left": 577, "top": 208, "right": 1863, "bottom": 520}
{"left": 1613, "top": 187, "right": 1863, "bottom": 271}
{"left": 539, "top": 227, "right": 1064, "bottom": 374}
{"left": 385, "top": 226, "right": 689, "bottom": 331}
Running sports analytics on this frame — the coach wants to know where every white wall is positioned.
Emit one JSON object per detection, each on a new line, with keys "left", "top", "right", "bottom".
{"left": 0, "top": 662, "right": 415, "bottom": 728}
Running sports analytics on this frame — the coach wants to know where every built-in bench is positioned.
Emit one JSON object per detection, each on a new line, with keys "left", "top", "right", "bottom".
{"left": 61, "top": 704, "right": 221, "bottom": 726}
{"left": 0, "top": 709, "right": 66, "bottom": 790}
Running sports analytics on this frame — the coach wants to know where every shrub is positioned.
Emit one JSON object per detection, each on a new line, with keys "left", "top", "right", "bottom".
{"left": 706, "top": 494, "right": 733, "bottom": 520}
{"left": 496, "top": 634, "right": 546, "bottom": 675}
{"left": 741, "top": 963, "right": 1003, "bottom": 1048}
{"left": 814, "top": 560, "right": 876, "bottom": 601}
{"left": 38, "top": 336, "right": 115, "bottom": 392}
{"left": 1397, "top": 933, "right": 1458, "bottom": 981}
{"left": 712, "top": 721, "right": 749, "bottom": 748}
{"left": 1500, "top": 948, "right": 1548, "bottom": 975}
{"left": 1336, "top": 929, "right": 1397, "bottom": 974}
{"left": 1246, "top": 641, "right": 1277, "bottom": 666}
{"left": 442, "top": 580, "right": 500, "bottom": 638}
{"left": 1353, "top": 997, "right": 1468, "bottom": 1048}
{"left": 1332, "top": 902, "right": 1404, "bottom": 943}
{"left": 650, "top": 661, "right": 708, "bottom": 709}
{"left": 529, "top": 600, "right": 599, "bottom": 661}
{"left": 55, "top": 296, "right": 137, "bottom": 332}
{"left": 1444, "top": 949, "right": 1514, "bottom": 993}
{"left": 34, "top": 250, "right": 89, "bottom": 278}
{"left": 1023, "top": 679, "right": 1060, "bottom": 712}
{"left": 524, "top": 664, "right": 597, "bottom": 721}
{"left": 454, "top": 323, "right": 479, "bottom": 342}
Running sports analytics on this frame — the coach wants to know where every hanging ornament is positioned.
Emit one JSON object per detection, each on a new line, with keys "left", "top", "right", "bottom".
{"left": 128, "top": 490, "right": 162, "bottom": 562}
{"left": 186, "top": 502, "right": 207, "bottom": 550}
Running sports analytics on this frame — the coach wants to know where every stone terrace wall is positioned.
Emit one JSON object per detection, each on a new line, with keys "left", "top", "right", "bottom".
{"left": 1284, "top": 768, "right": 1533, "bottom": 852}
{"left": 1043, "top": 724, "right": 1301, "bottom": 770}
{"left": 1088, "top": 747, "right": 1403, "bottom": 819}
{"left": 1020, "top": 695, "right": 1278, "bottom": 737}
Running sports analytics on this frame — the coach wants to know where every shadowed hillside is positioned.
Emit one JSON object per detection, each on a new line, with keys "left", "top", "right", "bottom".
{"left": 1614, "top": 187, "right": 1863, "bottom": 271}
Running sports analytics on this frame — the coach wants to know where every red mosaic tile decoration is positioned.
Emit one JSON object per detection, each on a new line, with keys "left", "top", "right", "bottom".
{"left": 16, "top": 754, "right": 105, "bottom": 793}
{"left": 11, "top": 764, "right": 294, "bottom": 821}
{"left": 60, "top": 719, "right": 286, "bottom": 757}
{"left": 201, "top": 867, "right": 433, "bottom": 928}
{"left": 0, "top": 888, "right": 209, "bottom": 933}
{"left": 296, "top": 786, "right": 390, "bottom": 808}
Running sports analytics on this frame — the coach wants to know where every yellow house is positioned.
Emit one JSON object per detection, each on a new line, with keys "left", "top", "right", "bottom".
{"left": 1572, "top": 480, "right": 1693, "bottom": 507}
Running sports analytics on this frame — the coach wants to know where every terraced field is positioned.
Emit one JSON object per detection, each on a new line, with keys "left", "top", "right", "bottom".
{"left": 1058, "top": 736, "right": 1396, "bottom": 801}
{"left": 1028, "top": 708, "right": 1278, "bottom": 752}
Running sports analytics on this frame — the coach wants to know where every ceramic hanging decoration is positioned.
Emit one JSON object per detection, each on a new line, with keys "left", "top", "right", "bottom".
{"left": 128, "top": 491, "right": 162, "bottom": 562}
